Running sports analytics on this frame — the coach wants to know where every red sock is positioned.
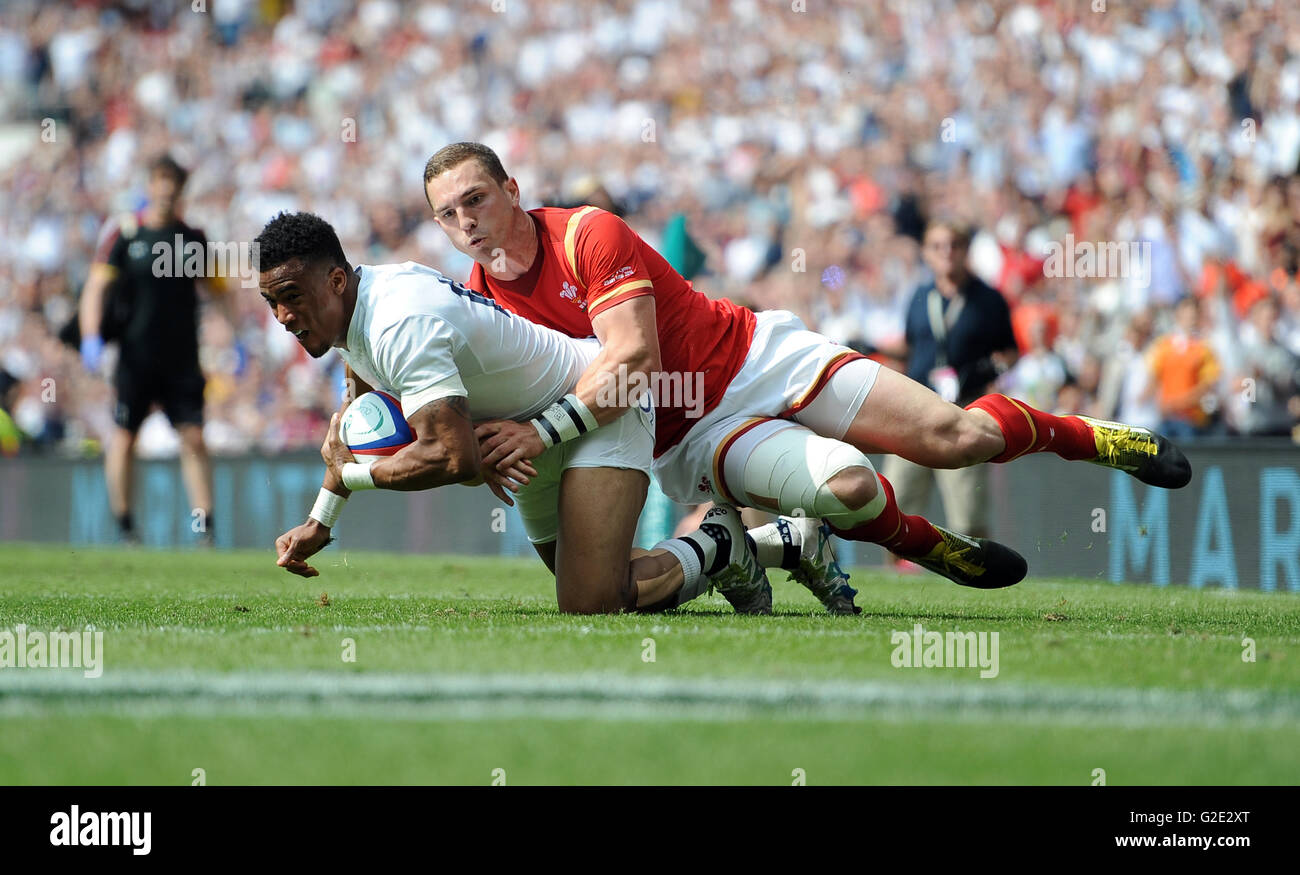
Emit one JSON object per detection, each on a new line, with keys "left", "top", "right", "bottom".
{"left": 965, "top": 394, "right": 1097, "bottom": 463}
{"left": 829, "top": 473, "right": 943, "bottom": 558}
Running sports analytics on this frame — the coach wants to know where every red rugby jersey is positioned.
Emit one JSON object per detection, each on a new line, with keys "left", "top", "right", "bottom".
{"left": 468, "top": 207, "right": 756, "bottom": 456}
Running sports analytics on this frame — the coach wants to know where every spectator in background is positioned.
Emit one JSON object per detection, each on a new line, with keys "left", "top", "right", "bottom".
{"left": 1053, "top": 374, "right": 1088, "bottom": 419}
{"left": 1, "top": 0, "right": 1298, "bottom": 466}
{"left": 882, "top": 219, "right": 1019, "bottom": 552}
{"left": 1096, "top": 309, "right": 1161, "bottom": 431}
{"left": 1231, "top": 295, "right": 1300, "bottom": 436}
{"left": 1278, "top": 277, "right": 1300, "bottom": 358}
{"left": 1067, "top": 354, "right": 1107, "bottom": 418}
{"left": 1149, "top": 296, "right": 1222, "bottom": 439}
{"left": 76, "top": 154, "right": 227, "bottom": 544}
{"left": 1000, "top": 316, "right": 1069, "bottom": 414}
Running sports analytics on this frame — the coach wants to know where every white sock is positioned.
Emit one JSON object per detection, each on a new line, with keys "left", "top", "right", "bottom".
{"left": 659, "top": 505, "right": 744, "bottom": 595}
{"left": 651, "top": 527, "right": 730, "bottom": 607}
{"left": 675, "top": 527, "right": 729, "bottom": 576}
{"left": 653, "top": 537, "right": 705, "bottom": 601}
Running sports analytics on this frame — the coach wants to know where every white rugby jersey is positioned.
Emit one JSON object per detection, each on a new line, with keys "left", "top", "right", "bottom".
{"left": 336, "top": 261, "right": 594, "bottom": 421}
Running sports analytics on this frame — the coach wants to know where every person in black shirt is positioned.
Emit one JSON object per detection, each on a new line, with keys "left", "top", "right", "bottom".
{"left": 78, "top": 154, "right": 224, "bottom": 544}
{"left": 882, "top": 220, "right": 1020, "bottom": 544}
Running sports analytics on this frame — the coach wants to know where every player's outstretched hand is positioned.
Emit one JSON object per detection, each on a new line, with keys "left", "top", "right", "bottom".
{"left": 275, "top": 520, "right": 332, "bottom": 577}
{"left": 475, "top": 419, "right": 545, "bottom": 472}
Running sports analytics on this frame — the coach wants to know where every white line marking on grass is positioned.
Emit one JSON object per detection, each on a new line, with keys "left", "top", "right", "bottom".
{"left": 42, "top": 622, "right": 891, "bottom": 639}
{"left": 0, "top": 671, "right": 1297, "bottom": 728}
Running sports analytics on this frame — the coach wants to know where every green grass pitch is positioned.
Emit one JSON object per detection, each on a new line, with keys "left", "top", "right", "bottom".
{"left": 0, "top": 543, "right": 1296, "bottom": 785}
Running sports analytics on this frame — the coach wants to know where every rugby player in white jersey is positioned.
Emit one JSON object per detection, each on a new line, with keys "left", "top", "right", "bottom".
{"left": 259, "top": 211, "right": 742, "bottom": 613}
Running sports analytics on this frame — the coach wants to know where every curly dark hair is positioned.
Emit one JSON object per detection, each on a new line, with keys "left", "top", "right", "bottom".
{"left": 253, "top": 211, "right": 349, "bottom": 273}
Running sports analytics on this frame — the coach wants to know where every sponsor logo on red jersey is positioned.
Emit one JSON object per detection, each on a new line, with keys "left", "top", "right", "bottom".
{"left": 604, "top": 265, "right": 635, "bottom": 286}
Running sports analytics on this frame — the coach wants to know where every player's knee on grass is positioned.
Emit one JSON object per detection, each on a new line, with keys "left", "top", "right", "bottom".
{"left": 555, "top": 549, "right": 639, "bottom": 614}
{"left": 555, "top": 566, "right": 637, "bottom": 614}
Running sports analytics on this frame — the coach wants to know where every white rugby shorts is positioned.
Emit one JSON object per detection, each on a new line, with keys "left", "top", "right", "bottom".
{"left": 652, "top": 310, "right": 880, "bottom": 505}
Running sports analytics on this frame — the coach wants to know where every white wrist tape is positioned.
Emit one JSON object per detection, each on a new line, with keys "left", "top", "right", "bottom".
{"left": 308, "top": 488, "right": 347, "bottom": 528}
{"left": 341, "top": 462, "right": 377, "bottom": 491}
{"left": 531, "top": 393, "right": 599, "bottom": 449}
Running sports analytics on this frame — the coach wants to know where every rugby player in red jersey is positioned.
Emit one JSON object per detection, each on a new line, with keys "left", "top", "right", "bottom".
{"left": 423, "top": 143, "right": 1191, "bottom": 614}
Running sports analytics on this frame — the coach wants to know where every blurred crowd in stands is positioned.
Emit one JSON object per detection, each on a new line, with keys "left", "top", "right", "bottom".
{"left": 1, "top": 0, "right": 1298, "bottom": 458}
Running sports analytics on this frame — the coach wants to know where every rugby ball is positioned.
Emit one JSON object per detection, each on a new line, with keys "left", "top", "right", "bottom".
{"left": 340, "top": 391, "right": 416, "bottom": 461}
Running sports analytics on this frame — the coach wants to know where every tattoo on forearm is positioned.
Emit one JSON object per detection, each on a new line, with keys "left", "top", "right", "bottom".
{"left": 441, "top": 395, "right": 471, "bottom": 423}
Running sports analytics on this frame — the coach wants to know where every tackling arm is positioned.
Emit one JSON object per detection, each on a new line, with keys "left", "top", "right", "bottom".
{"left": 479, "top": 211, "right": 665, "bottom": 471}
{"left": 567, "top": 212, "right": 663, "bottom": 426}
{"left": 575, "top": 295, "right": 661, "bottom": 425}
{"left": 477, "top": 293, "right": 662, "bottom": 472}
